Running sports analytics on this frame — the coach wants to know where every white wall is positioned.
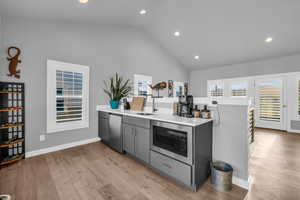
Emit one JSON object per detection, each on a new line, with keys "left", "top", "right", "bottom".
{"left": 190, "top": 54, "right": 300, "bottom": 96}
{"left": 0, "top": 17, "right": 188, "bottom": 152}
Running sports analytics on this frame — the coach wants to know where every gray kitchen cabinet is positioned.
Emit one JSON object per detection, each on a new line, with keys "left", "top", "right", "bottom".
{"left": 123, "top": 123, "right": 135, "bottom": 155}
{"left": 134, "top": 126, "right": 150, "bottom": 163}
{"left": 123, "top": 116, "right": 150, "bottom": 163}
{"left": 99, "top": 112, "right": 109, "bottom": 142}
{"left": 150, "top": 150, "right": 191, "bottom": 186}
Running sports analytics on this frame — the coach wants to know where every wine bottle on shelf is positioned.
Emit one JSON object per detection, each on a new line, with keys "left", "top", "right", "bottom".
{"left": 18, "top": 92, "right": 22, "bottom": 104}
{"left": 8, "top": 116, "right": 12, "bottom": 124}
{"left": 18, "top": 116, "right": 22, "bottom": 123}
{"left": 18, "top": 130, "right": 22, "bottom": 139}
{"left": 8, "top": 129, "right": 13, "bottom": 141}
{"left": 13, "top": 85, "right": 17, "bottom": 92}
{"left": 14, "top": 127, "right": 18, "bottom": 140}
{"left": 13, "top": 94, "right": 18, "bottom": 107}
{"left": 13, "top": 143, "right": 18, "bottom": 155}
{"left": 18, "top": 142, "right": 23, "bottom": 154}
{"left": 8, "top": 146, "right": 13, "bottom": 156}
{"left": 8, "top": 84, "right": 12, "bottom": 92}
{"left": 8, "top": 96, "right": 12, "bottom": 108}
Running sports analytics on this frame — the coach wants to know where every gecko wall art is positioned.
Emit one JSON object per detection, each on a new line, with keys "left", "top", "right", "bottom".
{"left": 7, "top": 46, "right": 21, "bottom": 79}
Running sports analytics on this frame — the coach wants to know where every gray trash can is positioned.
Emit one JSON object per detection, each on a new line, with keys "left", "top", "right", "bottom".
{"left": 211, "top": 161, "right": 233, "bottom": 192}
{"left": 0, "top": 195, "right": 11, "bottom": 200}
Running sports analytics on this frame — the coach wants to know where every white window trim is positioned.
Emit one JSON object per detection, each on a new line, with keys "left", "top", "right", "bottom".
{"left": 228, "top": 78, "right": 249, "bottom": 98}
{"left": 47, "top": 60, "right": 89, "bottom": 134}
{"left": 207, "top": 80, "right": 225, "bottom": 98}
{"left": 173, "top": 81, "right": 184, "bottom": 97}
{"left": 133, "top": 74, "right": 152, "bottom": 97}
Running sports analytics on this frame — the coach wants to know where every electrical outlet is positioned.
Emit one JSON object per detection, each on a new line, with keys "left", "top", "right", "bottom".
{"left": 40, "top": 134, "right": 46, "bottom": 142}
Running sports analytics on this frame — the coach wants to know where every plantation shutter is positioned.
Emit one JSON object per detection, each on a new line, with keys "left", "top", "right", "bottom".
{"left": 259, "top": 81, "right": 281, "bottom": 122}
{"left": 231, "top": 81, "right": 247, "bottom": 97}
{"left": 56, "top": 70, "right": 83, "bottom": 123}
{"left": 208, "top": 82, "right": 224, "bottom": 97}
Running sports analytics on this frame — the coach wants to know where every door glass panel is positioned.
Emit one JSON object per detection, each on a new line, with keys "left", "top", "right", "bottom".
{"left": 259, "top": 80, "right": 281, "bottom": 122}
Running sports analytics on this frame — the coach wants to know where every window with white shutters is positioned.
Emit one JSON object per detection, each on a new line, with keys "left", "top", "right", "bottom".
{"left": 134, "top": 74, "right": 152, "bottom": 97}
{"left": 47, "top": 60, "right": 89, "bottom": 133}
{"left": 208, "top": 81, "right": 224, "bottom": 97}
{"left": 259, "top": 81, "right": 281, "bottom": 122}
{"left": 230, "top": 81, "right": 247, "bottom": 97}
{"left": 56, "top": 70, "right": 83, "bottom": 123}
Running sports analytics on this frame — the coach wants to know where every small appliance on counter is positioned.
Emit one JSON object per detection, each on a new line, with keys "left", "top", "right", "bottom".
{"left": 201, "top": 105, "right": 211, "bottom": 119}
{"left": 176, "top": 95, "right": 194, "bottom": 118}
{"left": 173, "top": 95, "right": 212, "bottom": 119}
{"left": 123, "top": 98, "right": 130, "bottom": 110}
{"left": 192, "top": 105, "right": 201, "bottom": 118}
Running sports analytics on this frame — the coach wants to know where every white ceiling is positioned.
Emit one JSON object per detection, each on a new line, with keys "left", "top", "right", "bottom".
{"left": 1, "top": 0, "right": 300, "bottom": 70}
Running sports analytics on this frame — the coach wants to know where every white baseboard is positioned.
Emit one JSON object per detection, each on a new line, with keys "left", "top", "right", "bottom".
{"left": 232, "top": 175, "right": 252, "bottom": 190}
{"left": 25, "top": 137, "right": 101, "bottom": 158}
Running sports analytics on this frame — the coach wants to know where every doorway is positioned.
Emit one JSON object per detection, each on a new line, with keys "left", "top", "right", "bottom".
{"left": 254, "top": 77, "right": 285, "bottom": 130}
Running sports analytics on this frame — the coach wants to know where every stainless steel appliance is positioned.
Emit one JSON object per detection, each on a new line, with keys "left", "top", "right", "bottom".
{"left": 177, "top": 95, "right": 194, "bottom": 118}
{"left": 99, "top": 112, "right": 123, "bottom": 153}
{"left": 151, "top": 121, "right": 193, "bottom": 165}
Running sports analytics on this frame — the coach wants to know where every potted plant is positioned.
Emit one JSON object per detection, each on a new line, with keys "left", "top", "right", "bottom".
{"left": 103, "top": 73, "right": 131, "bottom": 109}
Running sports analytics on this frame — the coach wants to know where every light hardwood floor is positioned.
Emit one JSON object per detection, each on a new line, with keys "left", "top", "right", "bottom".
{"left": 0, "top": 141, "right": 247, "bottom": 200}
{"left": 1, "top": 128, "right": 299, "bottom": 200}
{"left": 247, "top": 129, "right": 300, "bottom": 200}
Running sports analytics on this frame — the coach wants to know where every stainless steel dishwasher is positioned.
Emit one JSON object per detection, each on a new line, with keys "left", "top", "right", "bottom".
{"left": 107, "top": 113, "right": 123, "bottom": 153}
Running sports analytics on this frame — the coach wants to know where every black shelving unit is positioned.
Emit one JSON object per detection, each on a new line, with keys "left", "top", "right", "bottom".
{"left": 0, "top": 81, "right": 25, "bottom": 166}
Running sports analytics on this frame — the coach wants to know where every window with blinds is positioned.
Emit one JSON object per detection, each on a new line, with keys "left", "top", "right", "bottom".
{"left": 259, "top": 81, "right": 281, "bottom": 122}
{"left": 208, "top": 82, "right": 224, "bottom": 97}
{"left": 134, "top": 74, "right": 152, "bottom": 97}
{"left": 230, "top": 81, "right": 247, "bottom": 97}
{"left": 47, "top": 60, "right": 89, "bottom": 133}
{"left": 56, "top": 70, "right": 83, "bottom": 123}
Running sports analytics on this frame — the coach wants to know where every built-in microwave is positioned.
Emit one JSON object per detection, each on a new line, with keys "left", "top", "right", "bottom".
{"left": 151, "top": 121, "right": 193, "bottom": 165}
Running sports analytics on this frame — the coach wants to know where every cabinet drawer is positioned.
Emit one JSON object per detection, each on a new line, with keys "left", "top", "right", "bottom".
{"left": 150, "top": 151, "right": 191, "bottom": 186}
{"left": 123, "top": 116, "right": 150, "bottom": 129}
{"left": 99, "top": 111, "right": 109, "bottom": 119}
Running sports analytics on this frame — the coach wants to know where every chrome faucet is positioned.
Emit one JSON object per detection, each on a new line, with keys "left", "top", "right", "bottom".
{"left": 148, "top": 86, "right": 164, "bottom": 113}
{"left": 147, "top": 94, "right": 159, "bottom": 113}
{"left": 152, "top": 96, "right": 158, "bottom": 113}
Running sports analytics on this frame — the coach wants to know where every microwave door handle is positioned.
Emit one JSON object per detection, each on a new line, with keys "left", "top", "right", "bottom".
{"left": 166, "top": 130, "right": 186, "bottom": 138}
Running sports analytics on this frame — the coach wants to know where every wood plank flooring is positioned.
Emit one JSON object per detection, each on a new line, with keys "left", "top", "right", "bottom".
{"left": 247, "top": 129, "right": 300, "bottom": 200}
{"left": 1, "top": 128, "right": 299, "bottom": 200}
{"left": 0, "top": 141, "right": 247, "bottom": 200}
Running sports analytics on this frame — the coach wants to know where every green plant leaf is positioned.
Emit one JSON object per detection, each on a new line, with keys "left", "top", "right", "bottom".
{"left": 103, "top": 73, "right": 132, "bottom": 101}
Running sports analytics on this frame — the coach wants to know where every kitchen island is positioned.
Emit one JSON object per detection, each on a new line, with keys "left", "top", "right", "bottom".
{"left": 97, "top": 105, "right": 213, "bottom": 192}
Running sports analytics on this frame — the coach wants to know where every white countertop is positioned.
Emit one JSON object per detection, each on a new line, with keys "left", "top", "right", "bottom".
{"left": 96, "top": 105, "right": 213, "bottom": 127}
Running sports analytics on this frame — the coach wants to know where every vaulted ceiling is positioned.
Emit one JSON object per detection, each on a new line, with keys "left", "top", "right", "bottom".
{"left": 1, "top": 0, "right": 300, "bottom": 70}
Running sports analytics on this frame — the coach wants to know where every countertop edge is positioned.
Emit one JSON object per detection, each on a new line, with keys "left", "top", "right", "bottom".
{"left": 96, "top": 105, "right": 213, "bottom": 127}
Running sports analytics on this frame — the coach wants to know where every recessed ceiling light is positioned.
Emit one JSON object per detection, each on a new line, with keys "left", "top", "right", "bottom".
{"left": 139, "top": 9, "right": 147, "bottom": 15}
{"left": 174, "top": 31, "right": 181, "bottom": 37}
{"left": 79, "top": 0, "right": 88, "bottom": 4}
{"left": 265, "top": 37, "right": 273, "bottom": 43}
{"left": 194, "top": 55, "right": 200, "bottom": 60}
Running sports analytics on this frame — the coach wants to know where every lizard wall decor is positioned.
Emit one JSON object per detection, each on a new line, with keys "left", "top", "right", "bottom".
{"left": 7, "top": 46, "right": 21, "bottom": 79}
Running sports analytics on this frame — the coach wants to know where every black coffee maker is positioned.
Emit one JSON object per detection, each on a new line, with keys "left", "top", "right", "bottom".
{"left": 178, "top": 95, "right": 193, "bottom": 118}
